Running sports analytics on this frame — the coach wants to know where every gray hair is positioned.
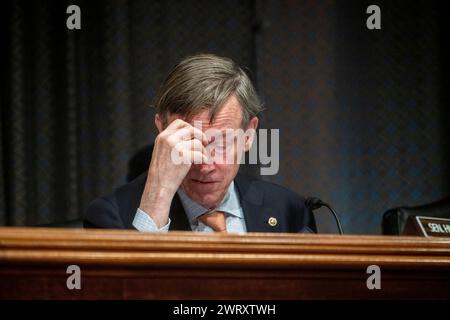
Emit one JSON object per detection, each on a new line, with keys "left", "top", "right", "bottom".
{"left": 153, "top": 54, "right": 263, "bottom": 128}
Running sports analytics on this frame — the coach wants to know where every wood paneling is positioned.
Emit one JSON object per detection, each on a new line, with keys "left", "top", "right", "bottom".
{"left": 1, "top": 227, "right": 449, "bottom": 299}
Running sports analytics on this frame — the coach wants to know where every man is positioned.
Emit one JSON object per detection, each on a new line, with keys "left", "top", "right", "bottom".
{"left": 84, "top": 54, "right": 316, "bottom": 233}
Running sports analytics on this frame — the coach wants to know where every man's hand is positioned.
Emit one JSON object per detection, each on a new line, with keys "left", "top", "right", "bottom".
{"left": 139, "top": 119, "right": 209, "bottom": 228}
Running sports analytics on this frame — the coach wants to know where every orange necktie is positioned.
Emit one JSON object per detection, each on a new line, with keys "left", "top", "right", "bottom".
{"left": 198, "top": 211, "right": 227, "bottom": 232}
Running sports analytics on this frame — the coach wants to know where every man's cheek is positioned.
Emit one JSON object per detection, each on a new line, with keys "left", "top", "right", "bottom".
{"left": 217, "top": 164, "right": 237, "bottom": 180}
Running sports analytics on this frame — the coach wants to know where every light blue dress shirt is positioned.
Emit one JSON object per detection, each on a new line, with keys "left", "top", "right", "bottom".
{"left": 132, "top": 181, "right": 247, "bottom": 233}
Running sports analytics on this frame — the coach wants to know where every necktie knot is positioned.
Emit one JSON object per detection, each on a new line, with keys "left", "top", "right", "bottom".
{"left": 198, "top": 211, "right": 227, "bottom": 232}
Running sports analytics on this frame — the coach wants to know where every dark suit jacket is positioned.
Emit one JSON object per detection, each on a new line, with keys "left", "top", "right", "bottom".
{"left": 84, "top": 172, "right": 317, "bottom": 233}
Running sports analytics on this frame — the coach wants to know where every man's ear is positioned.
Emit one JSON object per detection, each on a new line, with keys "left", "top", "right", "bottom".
{"left": 155, "top": 113, "right": 164, "bottom": 133}
{"left": 244, "top": 116, "right": 259, "bottom": 152}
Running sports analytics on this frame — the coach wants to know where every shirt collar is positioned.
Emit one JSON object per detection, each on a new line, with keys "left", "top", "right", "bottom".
{"left": 177, "top": 181, "right": 243, "bottom": 223}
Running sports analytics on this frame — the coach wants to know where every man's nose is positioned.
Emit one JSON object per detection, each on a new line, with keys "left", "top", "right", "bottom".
{"left": 193, "top": 163, "right": 215, "bottom": 174}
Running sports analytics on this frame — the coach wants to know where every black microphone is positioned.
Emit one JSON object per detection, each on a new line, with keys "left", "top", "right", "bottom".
{"left": 305, "top": 197, "right": 344, "bottom": 234}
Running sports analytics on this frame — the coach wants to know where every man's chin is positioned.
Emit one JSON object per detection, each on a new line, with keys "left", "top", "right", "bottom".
{"left": 186, "top": 190, "right": 221, "bottom": 209}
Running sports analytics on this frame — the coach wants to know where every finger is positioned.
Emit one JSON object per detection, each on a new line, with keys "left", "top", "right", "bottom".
{"left": 191, "top": 150, "right": 209, "bottom": 164}
{"left": 181, "top": 139, "right": 211, "bottom": 163}
{"left": 169, "top": 127, "right": 192, "bottom": 142}
{"left": 170, "top": 126, "right": 208, "bottom": 146}
{"left": 165, "top": 118, "right": 190, "bottom": 131}
{"left": 191, "top": 126, "right": 209, "bottom": 146}
{"left": 171, "top": 139, "right": 209, "bottom": 164}
{"left": 172, "top": 148, "right": 208, "bottom": 165}
{"left": 174, "top": 139, "right": 205, "bottom": 153}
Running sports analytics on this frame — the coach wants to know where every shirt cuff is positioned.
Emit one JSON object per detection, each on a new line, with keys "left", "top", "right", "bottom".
{"left": 132, "top": 208, "right": 171, "bottom": 232}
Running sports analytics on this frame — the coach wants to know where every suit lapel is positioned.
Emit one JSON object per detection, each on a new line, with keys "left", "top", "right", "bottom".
{"left": 234, "top": 174, "right": 282, "bottom": 233}
{"left": 168, "top": 173, "right": 276, "bottom": 232}
{"left": 131, "top": 171, "right": 278, "bottom": 232}
{"left": 168, "top": 193, "right": 191, "bottom": 231}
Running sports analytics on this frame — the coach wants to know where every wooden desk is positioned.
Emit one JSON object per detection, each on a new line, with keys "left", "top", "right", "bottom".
{"left": 0, "top": 227, "right": 449, "bottom": 299}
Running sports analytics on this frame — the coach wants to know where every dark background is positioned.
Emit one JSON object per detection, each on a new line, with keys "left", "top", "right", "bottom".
{"left": 1, "top": 0, "right": 449, "bottom": 234}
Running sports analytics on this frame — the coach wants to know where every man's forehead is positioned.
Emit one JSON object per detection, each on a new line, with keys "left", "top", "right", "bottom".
{"left": 169, "top": 96, "right": 243, "bottom": 130}
{"left": 189, "top": 112, "right": 239, "bottom": 129}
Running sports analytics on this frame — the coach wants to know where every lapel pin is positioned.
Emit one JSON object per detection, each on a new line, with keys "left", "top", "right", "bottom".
{"left": 268, "top": 217, "right": 278, "bottom": 227}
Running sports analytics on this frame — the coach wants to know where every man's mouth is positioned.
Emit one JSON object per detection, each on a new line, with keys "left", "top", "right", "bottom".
{"left": 191, "top": 179, "right": 218, "bottom": 184}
